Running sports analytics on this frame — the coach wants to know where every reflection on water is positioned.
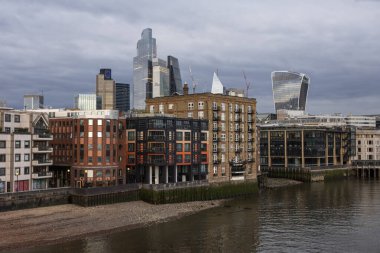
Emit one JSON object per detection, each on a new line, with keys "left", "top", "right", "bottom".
{"left": 14, "top": 179, "right": 380, "bottom": 253}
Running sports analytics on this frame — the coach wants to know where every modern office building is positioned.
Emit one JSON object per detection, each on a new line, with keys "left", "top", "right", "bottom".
{"left": 96, "top": 69, "right": 115, "bottom": 110}
{"left": 115, "top": 83, "right": 130, "bottom": 112}
{"left": 152, "top": 58, "right": 170, "bottom": 98}
{"left": 24, "top": 95, "right": 44, "bottom": 110}
{"left": 119, "top": 114, "right": 209, "bottom": 184}
{"left": 271, "top": 71, "right": 309, "bottom": 113}
{"left": 133, "top": 28, "right": 157, "bottom": 110}
{"left": 259, "top": 125, "right": 354, "bottom": 170}
{"left": 167, "top": 56, "right": 183, "bottom": 95}
{"left": 146, "top": 87, "right": 258, "bottom": 183}
{"left": 74, "top": 94, "right": 101, "bottom": 111}
{"left": 0, "top": 109, "right": 52, "bottom": 193}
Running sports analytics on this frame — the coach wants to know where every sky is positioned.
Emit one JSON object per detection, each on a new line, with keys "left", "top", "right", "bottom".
{"left": 0, "top": 0, "right": 379, "bottom": 114}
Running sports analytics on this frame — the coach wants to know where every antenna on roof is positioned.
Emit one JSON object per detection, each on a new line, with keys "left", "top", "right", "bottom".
{"left": 242, "top": 71, "right": 251, "bottom": 98}
{"left": 189, "top": 66, "right": 197, "bottom": 94}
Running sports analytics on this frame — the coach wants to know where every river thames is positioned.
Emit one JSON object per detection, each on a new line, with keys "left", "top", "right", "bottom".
{"left": 15, "top": 179, "right": 380, "bottom": 252}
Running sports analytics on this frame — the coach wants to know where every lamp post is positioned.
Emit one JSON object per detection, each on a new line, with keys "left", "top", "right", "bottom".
{"left": 15, "top": 169, "right": 19, "bottom": 192}
{"left": 67, "top": 169, "right": 70, "bottom": 187}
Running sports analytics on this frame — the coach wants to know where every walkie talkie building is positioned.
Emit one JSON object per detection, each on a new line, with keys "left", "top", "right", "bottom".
{"left": 271, "top": 71, "right": 310, "bottom": 113}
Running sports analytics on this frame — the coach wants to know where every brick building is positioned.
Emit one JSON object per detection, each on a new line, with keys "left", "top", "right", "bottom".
{"left": 146, "top": 89, "right": 258, "bottom": 183}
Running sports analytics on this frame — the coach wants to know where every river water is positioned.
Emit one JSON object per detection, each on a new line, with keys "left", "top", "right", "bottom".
{"left": 16, "top": 179, "right": 380, "bottom": 253}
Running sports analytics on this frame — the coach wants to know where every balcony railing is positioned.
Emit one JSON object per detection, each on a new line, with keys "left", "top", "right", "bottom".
{"left": 33, "top": 133, "right": 53, "bottom": 140}
{"left": 32, "top": 159, "right": 53, "bottom": 166}
{"left": 32, "top": 146, "right": 53, "bottom": 153}
{"left": 147, "top": 135, "right": 166, "bottom": 141}
{"left": 147, "top": 159, "right": 166, "bottom": 165}
{"left": 32, "top": 171, "right": 53, "bottom": 179}
{"left": 148, "top": 147, "right": 166, "bottom": 153}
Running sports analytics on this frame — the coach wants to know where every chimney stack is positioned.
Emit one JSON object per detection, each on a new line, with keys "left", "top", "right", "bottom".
{"left": 183, "top": 82, "right": 189, "bottom": 95}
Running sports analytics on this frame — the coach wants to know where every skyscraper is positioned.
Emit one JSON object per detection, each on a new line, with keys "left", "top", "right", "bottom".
{"left": 24, "top": 95, "right": 44, "bottom": 110}
{"left": 74, "top": 94, "right": 101, "bottom": 110}
{"left": 96, "top": 69, "right": 115, "bottom": 110}
{"left": 152, "top": 58, "right": 169, "bottom": 98}
{"left": 271, "top": 71, "right": 309, "bottom": 113}
{"left": 133, "top": 28, "right": 157, "bottom": 110}
{"left": 167, "top": 56, "right": 183, "bottom": 95}
{"left": 115, "top": 83, "right": 130, "bottom": 112}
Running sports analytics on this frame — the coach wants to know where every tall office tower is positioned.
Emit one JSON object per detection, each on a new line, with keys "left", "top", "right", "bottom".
{"left": 271, "top": 71, "right": 309, "bottom": 113}
{"left": 24, "top": 95, "right": 44, "bottom": 110}
{"left": 133, "top": 28, "right": 157, "bottom": 110}
{"left": 115, "top": 83, "right": 130, "bottom": 112}
{"left": 152, "top": 58, "right": 170, "bottom": 98}
{"left": 167, "top": 56, "right": 183, "bottom": 95}
{"left": 74, "top": 94, "right": 101, "bottom": 110}
{"left": 96, "top": 69, "right": 115, "bottom": 110}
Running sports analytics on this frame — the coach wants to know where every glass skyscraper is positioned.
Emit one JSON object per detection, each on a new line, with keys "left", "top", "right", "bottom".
{"left": 115, "top": 83, "right": 130, "bottom": 112}
{"left": 133, "top": 28, "right": 157, "bottom": 110}
{"left": 152, "top": 58, "right": 170, "bottom": 98}
{"left": 271, "top": 71, "right": 310, "bottom": 112}
{"left": 167, "top": 56, "right": 183, "bottom": 95}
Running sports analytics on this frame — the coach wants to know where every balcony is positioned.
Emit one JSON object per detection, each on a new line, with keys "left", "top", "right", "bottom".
{"left": 33, "top": 133, "right": 53, "bottom": 141}
{"left": 148, "top": 147, "right": 166, "bottom": 153}
{"left": 147, "top": 135, "right": 166, "bottom": 141}
{"left": 32, "top": 171, "right": 53, "bottom": 179}
{"left": 32, "top": 159, "right": 53, "bottom": 166}
{"left": 32, "top": 146, "right": 53, "bottom": 153}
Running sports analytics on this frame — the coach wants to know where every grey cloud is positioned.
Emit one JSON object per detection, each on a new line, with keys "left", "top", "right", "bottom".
{"left": 0, "top": 0, "right": 379, "bottom": 114}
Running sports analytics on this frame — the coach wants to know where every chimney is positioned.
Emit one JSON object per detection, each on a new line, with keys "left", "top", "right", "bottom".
{"left": 183, "top": 82, "right": 189, "bottom": 95}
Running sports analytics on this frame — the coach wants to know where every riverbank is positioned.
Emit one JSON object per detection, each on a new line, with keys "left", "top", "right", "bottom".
{"left": 0, "top": 200, "right": 223, "bottom": 252}
{"left": 265, "top": 178, "right": 303, "bottom": 188}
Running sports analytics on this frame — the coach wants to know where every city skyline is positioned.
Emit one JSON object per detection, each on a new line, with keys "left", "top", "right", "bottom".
{"left": 1, "top": 1, "right": 380, "bottom": 114}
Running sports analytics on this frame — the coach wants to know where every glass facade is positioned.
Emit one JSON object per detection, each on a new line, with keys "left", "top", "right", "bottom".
{"left": 133, "top": 28, "right": 157, "bottom": 110}
{"left": 74, "top": 94, "right": 101, "bottom": 110}
{"left": 167, "top": 56, "right": 183, "bottom": 95}
{"left": 115, "top": 83, "right": 130, "bottom": 112}
{"left": 23, "top": 95, "right": 44, "bottom": 110}
{"left": 152, "top": 58, "right": 169, "bottom": 98}
{"left": 271, "top": 71, "right": 309, "bottom": 112}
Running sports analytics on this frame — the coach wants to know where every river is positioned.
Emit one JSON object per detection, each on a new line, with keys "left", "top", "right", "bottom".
{"left": 15, "top": 179, "right": 380, "bottom": 253}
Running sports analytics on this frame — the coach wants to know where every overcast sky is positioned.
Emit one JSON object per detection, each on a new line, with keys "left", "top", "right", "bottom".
{"left": 1, "top": 0, "right": 379, "bottom": 114}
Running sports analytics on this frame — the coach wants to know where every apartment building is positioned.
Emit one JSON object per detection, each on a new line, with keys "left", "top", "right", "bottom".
{"left": 355, "top": 129, "right": 380, "bottom": 160}
{"left": 146, "top": 89, "right": 258, "bottom": 183}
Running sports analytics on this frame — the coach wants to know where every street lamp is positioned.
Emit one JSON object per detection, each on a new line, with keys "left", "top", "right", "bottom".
{"left": 67, "top": 169, "right": 70, "bottom": 187}
{"left": 15, "top": 169, "right": 19, "bottom": 192}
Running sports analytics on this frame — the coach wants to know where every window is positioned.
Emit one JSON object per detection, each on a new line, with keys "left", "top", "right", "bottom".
{"left": 185, "top": 154, "right": 191, "bottom": 163}
{"left": 128, "top": 143, "right": 135, "bottom": 152}
{"left": 24, "top": 154, "right": 30, "bottom": 161}
{"left": 221, "top": 113, "right": 225, "bottom": 121}
{"left": 97, "top": 144, "right": 102, "bottom": 151}
{"left": 176, "top": 155, "right": 182, "bottom": 163}
{"left": 159, "top": 104, "right": 164, "bottom": 113}
{"left": 89, "top": 119, "right": 93, "bottom": 125}
{"left": 198, "top": 111, "right": 204, "bottom": 119}
{"left": 176, "top": 132, "right": 183, "bottom": 141}
{"left": 176, "top": 143, "right": 183, "bottom": 152}
{"left": 88, "top": 144, "right": 93, "bottom": 150}
{"left": 97, "top": 119, "right": 102, "bottom": 125}
{"left": 185, "top": 132, "right": 191, "bottom": 141}
{"left": 184, "top": 143, "right": 191, "bottom": 152}
{"left": 212, "top": 102, "right": 217, "bottom": 110}
{"left": 168, "top": 104, "right": 174, "bottom": 110}
{"left": 188, "top": 102, "right": 194, "bottom": 110}
{"left": 221, "top": 103, "right": 226, "bottom": 111}
{"left": 88, "top": 132, "right": 93, "bottom": 138}
{"left": 15, "top": 154, "right": 21, "bottom": 162}
{"left": 149, "top": 105, "right": 155, "bottom": 113}
{"left": 97, "top": 132, "right": 102, "bottom": 138}
{"left": 0, "top": 141, "right": 5, "bottom": 149}
{"left": 4, "top": 114, "right": 11, "bottom": 122}
{"left": 0, "top": 154, "right": 5, "bottom": 162}
{"left": 128, "top": 131, "right": 135, "bottom": 141}
{"left": 198, "top": 101, "right": 204, "bottom": 110}
{"left": 221, "top": 167, "right": 226, "bottom": 176}
{"left": 213, "top": 166, "right": 218, "bottom": 176}
{"left": 14, "top": 115, "right": 20, "bottom": 123}
{"left": 88, "top": 157, "right": 93, "bottom": 163}
{"left": 188, "top": 112, "right": 193, "bottom": 118}
{"left": 24, "top": 141, "right": 30, "bottom": 148}
{"left": 97, "top": 157, "right": 102, "bottom": 163}
{"left": 15, "top": 141, "right": 21, "bottom": 149}
{"left": 24, "top": 167, "right": 29, "bottom": 175}
{"left": 0, "top": 168, "right": 5, "bottom": 176}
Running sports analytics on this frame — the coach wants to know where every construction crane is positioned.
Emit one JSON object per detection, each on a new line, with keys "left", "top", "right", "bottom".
{"left": 189, "top": 66, "right": 197, "bottom": 94}
{"left": 242, "top": 71, "right": 251, "bottom": 98}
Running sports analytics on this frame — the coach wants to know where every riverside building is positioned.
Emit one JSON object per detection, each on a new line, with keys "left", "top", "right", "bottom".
{"left": 259, "top": 125, "right": 355, "bottom": 170}
{"left": 0, "top": 108, "right": 52, "bottom": 193}
{"left": 119, "top": 114, "right": 209, "bottom": 184}
{"left": 49, "top": 110, "right": 121, "bottom": 188}
{"left": 146, "top": 84, "right": 258, "bottom": 183}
